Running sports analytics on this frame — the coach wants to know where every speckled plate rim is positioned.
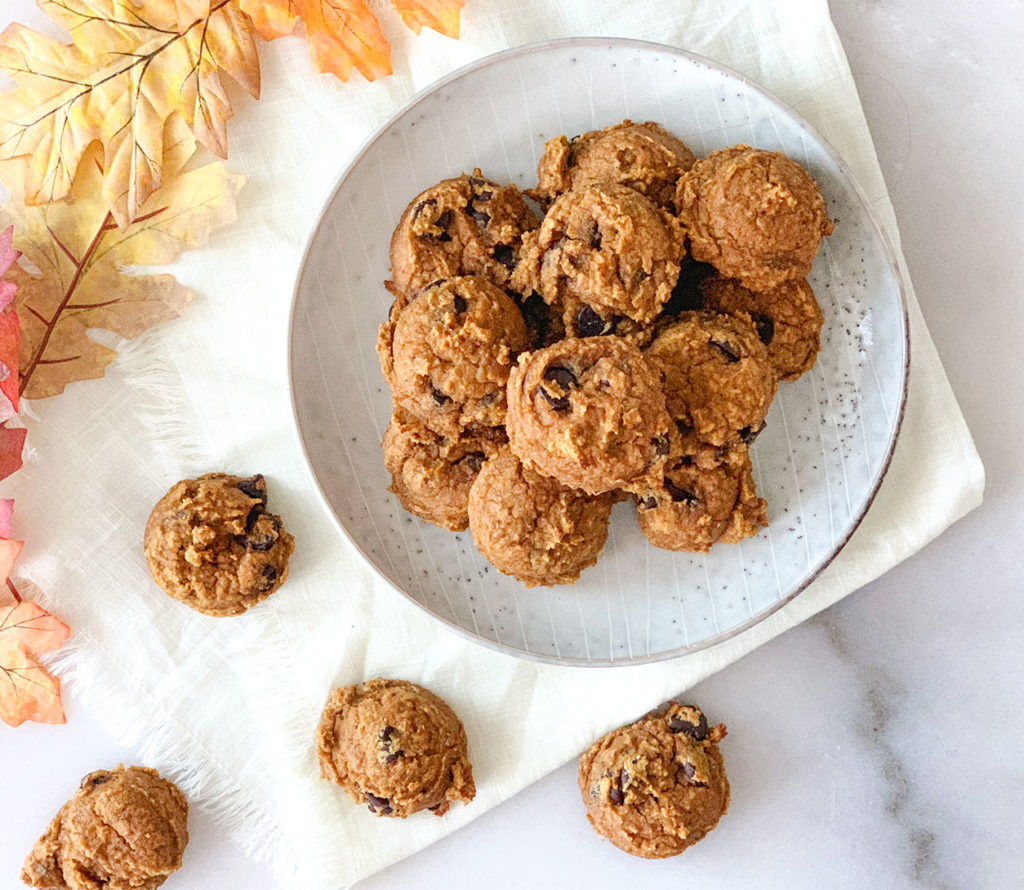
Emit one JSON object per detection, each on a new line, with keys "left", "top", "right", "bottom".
{"left": 287, "top": 36, "right": 911, "bottom": 667}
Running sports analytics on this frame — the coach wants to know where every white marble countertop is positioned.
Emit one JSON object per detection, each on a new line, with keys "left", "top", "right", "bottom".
{"left": 3, "top": 1, "right": 1022, "bottom": 888}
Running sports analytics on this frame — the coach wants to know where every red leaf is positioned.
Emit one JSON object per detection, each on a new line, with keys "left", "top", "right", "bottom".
{"left": 0, "top": 226, "right": 19, "bottom": 416}
{"left": 0, "top": 424, "right": 26, "bottom": 481}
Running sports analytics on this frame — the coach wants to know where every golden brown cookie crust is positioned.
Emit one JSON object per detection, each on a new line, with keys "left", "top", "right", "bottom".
{"left": 386, "top": 170, "right": 538, "bottom": 300}
{"left": 678, "top": 145, "right": 833, "bottom": 292}
{"left": 316, "top": 678, "right": 475, "bottom": 818}
{"left": 382, "top": 412, "right": 506, "bottom": 532}
{"left": 645, "top": 311, "right": 777, "bottom": 447}
{"left": 633, "top": 443, "right": 767, "bottom": 551}
{"left": 578, "top": 703, "right": 729, "bottom": 859}
{"left": 505, "top": 336, "right": 674, "bottom": 495}
{"left": 143, "top": 473, "right": 295, "bottom": 617}
{"left": 386, "top": 276, "right": 529, "bottom": 434}
{"left": 511, "top": 183, "right": 685, "bottom": 327}
{"left": 533, "top": 120, "right": 696, "bottom": 208}
{"left": 700, "top": 274, "right": 824, "bottom": 382}
{"left": 468, "top": 449, "right": 614, "bottom": 586}
{"left": 22, "top": 766, "right": 188, "bottom": 890}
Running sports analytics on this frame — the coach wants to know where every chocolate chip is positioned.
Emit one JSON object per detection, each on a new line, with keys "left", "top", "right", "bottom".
{"left": 493, "top": 244, "right": 515, "bottom": 269}
{"left": 539, "top": 365, "right": 577, "bottom": 411}
{"left": 418, "top": 279, "right": 446, "bottom": 295}
{"left": 365, "top": 792, "right": 393, "bottom": 815}
{"left": 517, "top": 291, "right": 550, "bottom": 346}
{"left": 379, "top": 725, "right": 396, "bottom": 743}
{"left": 412, "top": 198, "right": 437, "bottom": 220}
{"left": 430, "top": 385, "right": 450, "bottom": 405}
{"left": 467, "top": 207, "right": 491, "bottom": 225}
{"left": 435, "top": 209, "right": 452, "bottom": 229}
{"left": 453, "top": 294, "right": 468, "bottom": 313}
{"left": 679, "top": 455, "right": 693, "bottom": 466}
{"left": 739, "top": 423, "right": 765, "bottom": 444}
{"left": 254, "top": 564, "right": 278, "bottom": 593}
{"left": 668, "top": 710, "right": 709, "bottom": 740}
{"left": 574, "top": 304, "right": 611, "bottom": 337}
{"left": 608, "top": 784, "right": 625, "bottom": 806}
{"left": 236, "top": 474, "right": 267, "bottom": 504}
{"left": 663, "top": 478, "right": 697, "bottom": 504}
{"left": 652, "top": 435, "right": 670, "bottom": 456}
{"left": 384, "top": 751, "right": 403, "bottom": 765}
{"left": 243, "top": 516, "right": 280, "bottom": 552}
{"left": 244, "top": 504, "right": 264, "bottom": 532}
{"left": 589, "top": 223, "right": 602, "bottom": 250}
{"left": 751, "top": 312, "right": 775, "bottom": 345}
{"left": 709, "top": 339, "right": 740, "bottom": 362}
{"left": 468, "top": 175, "right": 491, "bottom": 188}
{"left": 639, "top": 495, "right": 658, "bottom": 510}
{"left": 681, "top": 761, "right": 696, "bottom": 780}
{"left": 460, "top": 452, "right": 486, "bottom": 473}
{"left": 675, "top": 420, "right": 694, "bottom": 437}
{"left": 84, "top": 772, "right": 111, "bottom": 788}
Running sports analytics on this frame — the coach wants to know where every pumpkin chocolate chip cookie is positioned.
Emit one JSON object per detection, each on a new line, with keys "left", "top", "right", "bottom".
{"left": 143, "top": 472, "right": 294, "bottom": 617}
{"left": 22, "top": 765, "right": 188, "bottom": 890}
{"left": 386, "top": 170, "right": 538, "bottom": 300}
{"left": 579, "top": 702, "right": 729, "bottom": 859}
{"left": 677, "top": 145, "right": 833, "bottom": 292}
{"left": 316, "top": 678, "right": 475, "bottom": 818}
{"left": 505, "top": 336, "right": 674, "bottom": 495}
{"left": 468, "top": 449, "right": 614, "bottom": 586}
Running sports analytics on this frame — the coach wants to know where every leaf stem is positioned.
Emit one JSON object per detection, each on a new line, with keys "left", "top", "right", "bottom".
{"left": 7, "top": 579, "right": 21, "bottom": 604}
{"left": 19, "top": 211, "right": 113, "bottom": 395}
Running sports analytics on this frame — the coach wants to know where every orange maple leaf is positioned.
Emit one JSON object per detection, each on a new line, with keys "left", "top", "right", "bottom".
{"left": 239, "top": 0, "right": 464, "bottom": 81}
{"left": 391, "top": 0, "right": 463, "bottom": 38}
{"left": 0, "top": 0, "right": 259, "bottom": 229}
{"left": 0, "top": 581, "right": 71, "bottom": 727}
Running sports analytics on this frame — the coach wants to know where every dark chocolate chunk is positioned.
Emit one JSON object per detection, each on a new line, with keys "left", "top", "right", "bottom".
{"left": 493, "top": 244, "right": 515, "bottom": 269}
{"left": 751, "top": 312, "right": 775, "bottom": 345}
{"left": 574, "top": 304, "right": 611, "bottom": 337}
{"left": 379, "top": 725, "right": 396, "bottom": 743}
{"left": 365, "top": 792, "right": 393, "bottom": 815}
{"left": 384, "top": 751, "right": 403, "bottom": 765}
{"left": 430, "top": 385, "right": 451, "bottom": 406}
{"left": 639, "top": 495, "right": 658, "bottom": 510}
{"left": 709, "top": 339, "right": 740, "bottom": 362}
{"left": 608, "top": 783, "right": 625, "bottom": 806}
{"left": 460, "top": 452, "right": 486, "bottom": 473}
{"left": 83, "top": 772, "right": 111, "bottom": 788}
{"left": 652, "top": 435, "right": 670, "bottom": 456}
{"left": 668, "top": 709, "right": 709, "bottom": 740}
{"left": 412, "top": 198, "right": 436, "bottom": 221}
{"left": 435, "top": 209, "right": 452, "bottom": 229}
{"left": 681, "top": 761, "right": 696, "bottom": 780}
{"left": 253, "top": 564, "right": 278, "bottom": 594}
{"left": 453, "top": 294, "right": 468, "bottom": 313}
{"left": 543, "top": 365, "right": 578, "bottom": 391}
{"left": 663, "top": 478, "right": 697, "bottom": 504}
{"left": 739, "top": 423, "right": 765, "bottom": 445}
{"left": 236, "top": 474, "right": 267, "bottom": 504}
{"left": 589, "top": 223, "right": 602, "bottom": 250}
{"left": 243, "top": 516, "right": 280, "bottom": 552}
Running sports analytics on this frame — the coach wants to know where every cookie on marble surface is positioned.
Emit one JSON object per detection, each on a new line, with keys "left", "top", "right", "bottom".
{"left": 700, "top": 274, "right": 824, "bottom": 381}
{"left": 22, "top": 765, "right": 188, "bottom": 890}
{"left": 677, "top": 145, "right": 833, "bottom": 292}
{"left": 382, "top": 276, "right": 530, "bottom": 434}
{"left": 578, "top": 702, "right": 729, "bottom": 859}
{"left": 505, "top": 336, "right": 674, "bottom": 495}
{"left": 510, "top": 182, "right": 685, "bottom": 330}
{"left": 144, "top": 473, "right": 294, "bottom": 617}
{"left": 316, "top": 678, "right": 475, "bottom": 818}
{"left": 533, "top": 120, "right": 696, "bottom": 209}
{"left": 386, "top": 170, "right": 538, "bottom": 300}
{"left": 468, "top": 449, "right": 614, "bottom": 586}
{"left": 382, "top": 411, "right": 506, "bottom": 532}
{"left": 632, "top": 442, "right": 767, "bottom": 552}
{"left": 645, "top": 310, "right": 777, "bottom": 447}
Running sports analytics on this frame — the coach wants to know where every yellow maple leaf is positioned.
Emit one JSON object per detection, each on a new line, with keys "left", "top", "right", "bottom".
{"left": 0, "top": 126, "right": 244, "bottom": 399}
{"left": 239, "top": 0, "right": 465, "bottom": 82}
{"left": 0, "top": 0, "right": 259, "bottom": 229}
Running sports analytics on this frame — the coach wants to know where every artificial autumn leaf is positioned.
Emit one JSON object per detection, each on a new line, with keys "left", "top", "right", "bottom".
{"left": 391, "top": 0, "right": 463, "bottom": 38}
{"left": 0, "top": 0, "right": 260, "bottom": 229}
{"left": 239, "top": 0, "right": 465, "bottom": 81}
{"left": 0, "top": 581, "right": 71, "bottom": 727}
{"left": 0, "top": 225, "right": 20, "bottom": 419}
{"left": 0, "top": 426, "right": 27, "bottom": 481}
{"left": 1, "top": 138, "right": 244, "bottom": 399}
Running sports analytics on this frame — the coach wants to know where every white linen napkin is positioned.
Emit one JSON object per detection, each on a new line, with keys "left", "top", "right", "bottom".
{"left": 6, "top": 0, "right": 983, "bottom": 887}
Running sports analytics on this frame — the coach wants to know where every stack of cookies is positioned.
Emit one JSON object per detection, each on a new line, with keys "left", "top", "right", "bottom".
{"left": 377, "top": 120, "right": 832, "bottom": 587}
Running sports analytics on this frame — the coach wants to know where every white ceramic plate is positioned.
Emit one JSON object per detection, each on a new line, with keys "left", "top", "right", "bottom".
{"left": 289, "top": 38, "right": 908, "bottom": 665}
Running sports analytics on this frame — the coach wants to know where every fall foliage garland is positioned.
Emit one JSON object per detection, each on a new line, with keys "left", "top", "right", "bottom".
{"left": 0, "top": 0, "right": 466, "bottom": 726}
